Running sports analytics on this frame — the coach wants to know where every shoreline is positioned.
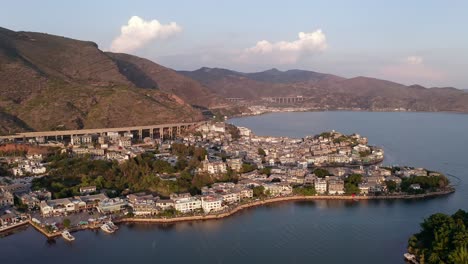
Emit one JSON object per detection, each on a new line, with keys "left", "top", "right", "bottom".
{"left": 12, "top": 188, "right": 454, "bottom": 238}
{"left": 227, "top": 108, "right": 468, "bottom": 121}
{"left": 117, "top": 189, "right": 455, "bottom": 224}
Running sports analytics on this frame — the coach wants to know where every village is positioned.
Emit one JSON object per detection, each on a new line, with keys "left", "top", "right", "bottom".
{"left": 0, "top": 122, "right": 451, "bottom": 239}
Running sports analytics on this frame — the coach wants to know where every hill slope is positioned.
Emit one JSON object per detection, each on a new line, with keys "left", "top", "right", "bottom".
{"left": 106, "top": 53, "right": 224, "bottom": 108}
{"left": 0, "top": 27, "right": 203, "bottom": 135}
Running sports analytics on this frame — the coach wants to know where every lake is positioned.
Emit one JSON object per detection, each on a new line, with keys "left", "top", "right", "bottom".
{"left": 1, "top": 111, "right": 467, "bottom": 264}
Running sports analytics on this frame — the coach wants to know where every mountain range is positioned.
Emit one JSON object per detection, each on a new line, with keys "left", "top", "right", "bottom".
{"left": 1, "top": 26, "right": 468, "bottom": 135}
{"left": 179, "top": 68, "right": 468, "bottom": 112}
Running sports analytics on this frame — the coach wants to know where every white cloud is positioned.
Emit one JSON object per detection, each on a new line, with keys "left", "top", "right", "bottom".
{"left": 110, "top": 16, "right": 182, "bottom": 53}
{"left": 406, "top": 56, "right": 423, "bottom": 65}
{"left": 238, "top": 29, "right": 327, "bottom": 64}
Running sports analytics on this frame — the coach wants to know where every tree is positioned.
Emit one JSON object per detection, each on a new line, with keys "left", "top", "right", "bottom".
{"left": 63, "top": 218, "right": 71, "bottom": 229}
{"left": 313, "top": 168, "right": 330, "bottom": 178}
{"left": 293, "top": 186, "right": 316, "bottom": 196}
{"left": 407, "top": 210, "right": 468, "bottom": 264}
{"left": 241, "top": 163, "right": 257, "bottom": 173}
{"left": 385, "top": 180, "right": 397, "bottom": 193}
{"left": 253, "top": 186, "right": 266, "bottom": 198}
{"left": 260, "top": 167, "right": 271, "bottom": 176}
{"left": 258, "top": 148, "right": 266, "bottom": 156}
{"left": 344, "top": 174, "right": 363, "bottom": 195}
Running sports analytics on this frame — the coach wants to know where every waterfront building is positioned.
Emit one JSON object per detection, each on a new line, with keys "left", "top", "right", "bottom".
{"left": 315, "top": 178, "right": 328, "bottom": 194}
{"left": 173, "top": 196, "right": 202, "bottom": 213}
{"left": 327, "top": 179, "right": 345, "bottom": 195}
{"left": 201, "top": 195, "right": 223, "bottom": 213}
{"left": 97, "top": 198, "right": 127, "bottom": 214}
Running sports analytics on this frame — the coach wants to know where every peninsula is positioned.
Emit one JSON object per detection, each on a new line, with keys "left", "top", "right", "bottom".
{"left": 0, "top": 121, "right": 453, "bottom": 239}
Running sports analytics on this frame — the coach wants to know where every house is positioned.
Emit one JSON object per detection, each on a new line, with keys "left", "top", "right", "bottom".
{"left": 155, "top": 199, "right": 175, "bottom": 210}
{"left": 358, "top": 183, "right": 370, "bottom": 194}
{"left": 40, "top": 198, "right": 81, "bottom": 216}
{"left": 173, "top": 196, "right": 202, "bottom": 213}
{"left": 226, "top": 158, "right": 243, "bottom": 172}
{"left": 201, "top": 195, "right": 223, "bottom": 213}
{"left": 79, "top": 193, "right": 108, "bottom": 209}
{"left": 127, "top": 193, "right": 159, "bottom": 216}
{"left": 328, "top": 179, "right": 345, "bottom": 195}
{"left": 0, "top": 191, "right": 14, "bottom": 208}
{"left": 19, "top": 190, "right": 51, "bottom": 209}
{"left": 409, "top": 184, "right": 421, "bottom": 190}
{"left": 314, "top": 178, "right": 327, "bottom": 194}
{"left": 97, "top": 198, "right": 127, "bottom": 214}
{"left": 80, "top": 186, "right": 97, "bottom": 194}
{"left": 263, "top": 183, "right": 293, "bottom": 196}
{"left": 200, "top": 156, "right": 227, "bottom": 175}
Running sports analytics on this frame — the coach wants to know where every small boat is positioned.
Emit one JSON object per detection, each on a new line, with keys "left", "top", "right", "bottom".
{"left": 61, "top": 230, "right": 75, "bottom": 241}
{"left": 404, "top": 253, "right": 419, "bottom": 264}
{"left": 100, "top": 223, "right": 114, "bottom": 234}
{"left": 106, "top": 221, "right": 118, "bottom": 231}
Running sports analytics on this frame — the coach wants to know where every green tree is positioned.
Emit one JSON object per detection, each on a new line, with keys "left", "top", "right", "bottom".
{"left": 258, "top": 148, "right": 266, "bottom": 156}
{"left": 293, "top": 186, "right": 316, "bottom": 196}
{"left": 260, "top": 167, "right": 271, "bottom": 176}
{"left": 241, "top": 163, "right": 257, "bottom": 173}
{"left": 407, "top": 210, "right": 468, "bottom": 264}
{"left": 313, "top": 168, "right": 330, "bottom": 178}
{"left": 253, "top": 186, "right": 266, "bottom": 198}
{"left": 385, "top": 180, "right": 397, "bottom": 193}
{"left": 63, "top": 218, "right": 71, "bottom": 228}
{"left": 344, "top": 174, "right": 363, "bottom": 195}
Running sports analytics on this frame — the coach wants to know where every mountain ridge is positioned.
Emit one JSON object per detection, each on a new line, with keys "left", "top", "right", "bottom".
{"left": 178, "top": 67, "right": 468, "bottom": 112}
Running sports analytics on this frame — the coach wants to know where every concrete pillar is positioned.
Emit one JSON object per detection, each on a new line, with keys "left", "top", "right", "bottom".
{"left": 139, "top": 129, "right": 143, "bottom": 141}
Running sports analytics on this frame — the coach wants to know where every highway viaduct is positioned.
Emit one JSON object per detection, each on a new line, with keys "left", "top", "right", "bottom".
{"left": 0, "top": 121, "right": 207, "bottom": 141}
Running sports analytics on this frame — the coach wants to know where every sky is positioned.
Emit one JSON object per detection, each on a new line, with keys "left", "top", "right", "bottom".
{"left": 2, "top": 0, "right": 467, "bottom": 88}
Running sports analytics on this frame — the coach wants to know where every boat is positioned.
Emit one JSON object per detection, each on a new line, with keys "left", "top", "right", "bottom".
{"left": 100, "top": 223, "right": 114, "bottom": 233}
{"left": 106, "top": 221, "right": 118, "bottom": 231}
{"left": 61, "top": 230, "right": 75, "bottom": 241}
{"left": 404, "top": 253, "right": 419, "bottom": 264}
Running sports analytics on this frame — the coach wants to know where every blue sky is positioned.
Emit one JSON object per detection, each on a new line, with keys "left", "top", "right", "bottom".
{"left": 2, "top": 0, "right": 467, "bottom": 88}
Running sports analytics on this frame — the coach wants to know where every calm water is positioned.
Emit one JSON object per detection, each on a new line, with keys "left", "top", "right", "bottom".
{"left": 1, "top": 111, "right": 468, "bottom": 264}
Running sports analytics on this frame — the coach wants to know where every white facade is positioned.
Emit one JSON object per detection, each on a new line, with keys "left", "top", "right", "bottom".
{"left": 201, "top": 196, "right": 223, "bottom": 213}
{"left": 174, "top": 197, "right": 202, "bottom": 213}
{"left": 314, "top": 178, "right": 327, "bottom": 194}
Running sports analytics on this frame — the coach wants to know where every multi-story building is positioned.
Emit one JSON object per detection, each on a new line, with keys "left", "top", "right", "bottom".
{"left": 201, "top": 195, "right": 223, "bottom": 213}
{"left": 0, "top": 191, "right": 14, "bottom": 208}
{"left": 327, "top": 179, "right": 345, "bottom": 195}
{"left": 314, "top": 178, "right": 327, "bottom": 194}
{"left": 173, "top": 196, "right": 202, "bottom": 213}
{"left": 226, "top": 158, "right": 243, "bottom": 172}
{"left": 200, "top": 156, "right": 227, "bottom": 175}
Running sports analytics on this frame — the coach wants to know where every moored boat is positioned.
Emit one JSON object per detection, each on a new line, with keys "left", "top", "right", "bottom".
{"left": 404, "top": 253, "right": 419, "bottom": 264}
{"left": 106, "top": 221, "right": 118, "bottom": 231}
{"left": 61, "top": 230, "right": 75, "bottom": 241}
{"left": 100, "top": 223, "right": 114, "bottom": 233}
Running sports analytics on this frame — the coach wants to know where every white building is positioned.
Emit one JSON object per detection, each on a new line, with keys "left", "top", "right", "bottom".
{"left": 201, "top": 195, "right": 223, "bottom": 213}
{"left": 173, "top": 196, "right": 202, "bottom": 213}
{"left": 314, "top": 178, "right": 327, "bottom": 194}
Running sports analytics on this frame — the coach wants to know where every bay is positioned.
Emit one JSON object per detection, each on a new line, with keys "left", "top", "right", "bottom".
{"left": 1, "top": 111, "right": 467, "bottom": 264}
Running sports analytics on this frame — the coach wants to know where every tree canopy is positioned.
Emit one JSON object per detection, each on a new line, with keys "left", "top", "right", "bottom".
{"left": 408, "top": 210, "right": 468, "bottom": 264}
